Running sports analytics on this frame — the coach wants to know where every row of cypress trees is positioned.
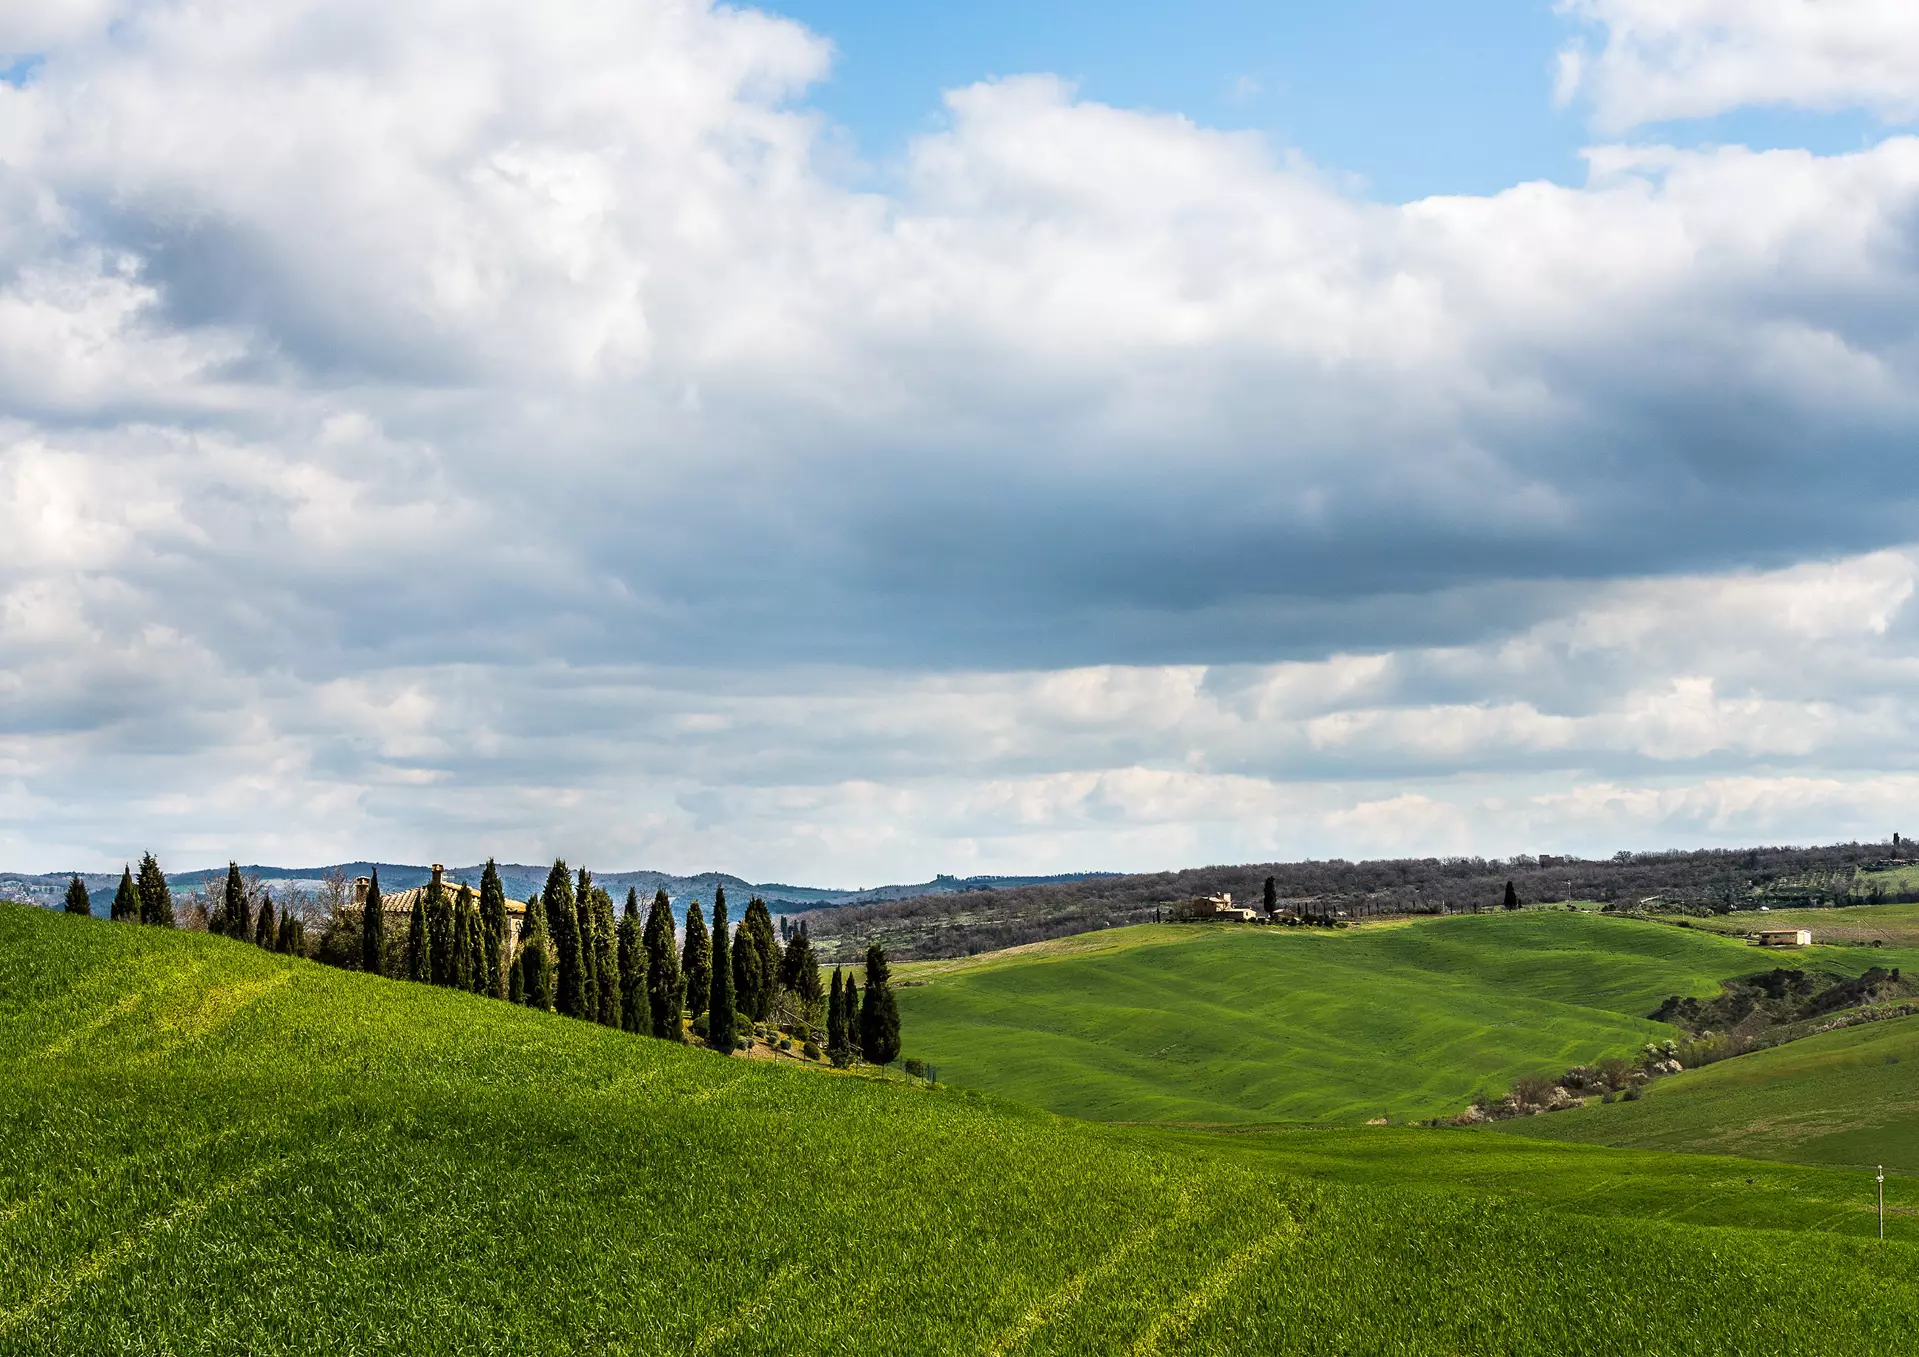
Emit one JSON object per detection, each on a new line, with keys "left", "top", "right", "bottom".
{"left": 471, "top": 863, "right": 899, "bottom": 1064}
{"left": 64, "top": 851, "right": 902, "bottom": 1068}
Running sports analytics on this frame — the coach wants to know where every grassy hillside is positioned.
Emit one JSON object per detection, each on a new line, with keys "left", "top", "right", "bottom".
{"left": 1129, "top": 1124, "right": 1906, "bottom": 1239}
{"left": 1682, "top": 900, "right": 1919, "bottom": 947}
{"left": 892, "top": 912, "right": 1916, "bottom": 1124}
{"left": 1503, "top": 1010, "right": 1919, "bottom": 1170}
{"left": 8, "top": 904, "right": 1919, "bottom": 1354}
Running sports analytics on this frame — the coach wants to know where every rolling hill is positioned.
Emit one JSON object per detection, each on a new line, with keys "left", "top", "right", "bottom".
{"left": 889, "top": 910, "right": 1919, "bottom": 1124}
{"left": 6, "top": 903, "right": 1918, "bottom": 1354}
{"left": 1505, "top": 1008, "right": 1919, "bottom": 1170}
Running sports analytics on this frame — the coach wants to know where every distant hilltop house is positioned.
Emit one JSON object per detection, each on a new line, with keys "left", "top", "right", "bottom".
{"left": 1756, "top": 927, "right": 1813, "bottom": 948}
{"left": 353, "top": 866, "right": 528, "bottom": 946}
{"left": 1168, "top": 892, "right": 1260, "bottom": 923}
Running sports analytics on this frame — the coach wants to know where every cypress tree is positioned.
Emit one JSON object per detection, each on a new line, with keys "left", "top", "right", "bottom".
{"left": 644, "top": 889, "right": 684, "bottom": 1040}
{"left": 219, "top": 861, "right": 249, "bottom": 939}
{"left": 63, "top": 874, "right": 91, "bottom": 917}
{"left": 842, "top": 977, "right": 858, "bottom": 1059}
{"left": 479, "top": 859, "right": 508, "bottom": 999}
{"left": 859, "top": 943, "right": 901, "bottom": 1068}
{"left": 546, "top": 861, "right": 582, "bottom": 1018}
{"left": 110, "top": 866, "right": 137, "bottom": 921}
{"left": 1263, "top": 875, "right": 1278, "bottom": 918}
{"left": 618, "top": 888, "right": 646, "bottom": 1034}
{"left": 731, "top": 929, "right": 759, "bottom": 1034}
{"left": 275, "top": 907, "right": 297, "bottom": 954}
{"left": 707, "top": 892, "right": 735, "bottom": 1053}
{"left": 781, "top": 927, "right": 824, "bottom": 1025}
{"left": 361, "top": 868, "right": 386, "bottom": 976}
{"left": 254, "top": 893, "right": 276, "bottom": 948}
{"left": 743, "top": 898, "right": 779, "bottom": 1021}
{"left": 406, "top": 890, "right": 429, "bottom": 982}
{"left": 428, "top": 874, "right": 456, "bottom": 986}
{"left": 574, "top": 867, "right": 597, "bottom": 1019}
{"left": 681, "top": 899, "right": 711, "bottom": 1021}
{"left": 136, "top": 852, "right": 173, "bottom": 927}
{"left": 593, "top": 888, "right": 619, "bottom": 1027}
{"left": 827, "top": 967, "right": 845, "bottom": 1054}
{"left": 511, "top": 892, "right": 542, "bottom": 1004}
{"left": 518, "top": 895, "right": 556, "bottom": 1011}
{"left": 450, "top": 891, "right": 475, "bottom": 992}
{"left": 1503, "top": 880, "right": 1520, "bottom": 912}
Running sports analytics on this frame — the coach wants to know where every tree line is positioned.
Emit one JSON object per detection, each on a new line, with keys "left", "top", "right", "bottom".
{"left": 807, "top": 838, "right": 1914, "bottom": 960}
{"left": 63, "top": 854, "right": 902, "bottom": 1069}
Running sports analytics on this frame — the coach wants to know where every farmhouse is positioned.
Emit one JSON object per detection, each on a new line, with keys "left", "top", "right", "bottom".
{"left": 1756, "top": 928, "right": 1813, "bottom": 948}
{"left": 353, "top": 866, "right": 528, "bottom": 946}
{"left": 1169, "top": 892, "right": 1260, "bottom": 923}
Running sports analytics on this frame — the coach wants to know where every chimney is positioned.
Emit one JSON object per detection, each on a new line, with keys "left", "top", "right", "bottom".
{"left": 431, "top": 864, "right": 444, "bottom": 889}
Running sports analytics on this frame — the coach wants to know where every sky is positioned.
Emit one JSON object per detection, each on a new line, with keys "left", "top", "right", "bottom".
{"left": 6, "top": 0, "right": 1919, "bottom": 882}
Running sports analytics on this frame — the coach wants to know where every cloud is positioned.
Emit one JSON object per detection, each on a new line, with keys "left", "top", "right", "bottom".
{"left": 5, "top": 0, "right": 1919, "bottom": 875}
{"left": 1558, "top": 0, "right": 1919, "bottom": 130}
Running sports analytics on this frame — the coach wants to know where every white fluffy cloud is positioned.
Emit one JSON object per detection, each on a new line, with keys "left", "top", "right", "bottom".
{"left": 5, "top": 0, "right": 1919, "bottom": 877}
{"left": 1559, "top": 0, "right": 1919, "bottom": 129}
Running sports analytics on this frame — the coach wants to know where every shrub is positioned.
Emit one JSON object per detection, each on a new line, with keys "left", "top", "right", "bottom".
{"left": 904, "top": 1057, "right": 925, "bottom": 1079}
{"left": 802, "top": 1040, "right": 822, "bottom": 1061}
{"left": 1511, "top": 1074, "right": 1557, "bottom": 1108}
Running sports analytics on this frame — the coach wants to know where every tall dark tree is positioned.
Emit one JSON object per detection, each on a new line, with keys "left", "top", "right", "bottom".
{"left": 707, "top": 892, "right": 735, "bottom": 1054}
{"left": 361, "top": 868, "right": 386, "bottom": 976}
{"left": 681, "top": 899, "right": 711, "bottom": 1021}
{"left": 1503, "top": 880, "right": 1520, "bottom": 912}
{"left": 63, "top": 875, "right": 91, "bottom": 917}
{"left": 644, "top": 889, "right": 684, "bottom": 1040}
{"left": 731, "top": 928, "right": 760, "bottom": 1032}
{"left": 110, "top": 866, "right": 138, "bottom": 922}
{"left": 276, "top": 906, "right": 299, "bottom": 954}
{"left": 217, "top": 862, "right": 250, "bottom": 939}
{"left": 842, "top": 976, "right": 858, "bottom": 1058}
{"left": 617, "top": 888, "right": 646, "bottom": 1034}
{"left": 427, "top": 873, "right": 456, "bottom": 986}
{"left": 254, "top": 893, "right": 276, "bottom": 948}
{"left": 517, "top": 893, "right": 555, "bottom": 1011}
{"left": 405, "top": 890, "right": 430, "bottom": 982}
{"left": 136, "top": 852, "right": 173, "bottom": 927}
{"left": 450, "top": 891, "right": 475, "bottom": 992}
{"left": 743, "top": 897, "right": 780, "bottom": 1021}
{"left": 859, "top": 943, "right": 901, "bottom": 1068}
{"left": 780, "top": 926, "right": 823, "bottom": 1024}
{"left": 826, "top": 967, "right": 846, "bottom": 1055}
{"left": 592, "top": 888, "right": 620, "bottom": 1027}
{"left": 546, "top": 861, "right": 583, "bottom": 1018}
{"left": 511, "top": 892, "right": 543, "bottom": 1004}
{"left": 479, "top": 860, "right": 508, "bottom": 999}
{"left": 574, "top": 867, "right": 598, "bottom": 1019}
{"left": 1263, "top": 876, "right": 1278, "bottom": 918}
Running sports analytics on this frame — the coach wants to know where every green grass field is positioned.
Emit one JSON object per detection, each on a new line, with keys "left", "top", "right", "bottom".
{"left": 1680, "top": 899, "right": 1919, "bottom": 947}
{"left": 9, "top": 903, "right": 1919, "bottom": 1354}
{"left": 892, "top": 912, "right": 1919, "bottom": 1125}
{"left": 1502, "top": 1009, "right": 1919, "bottom": 1171}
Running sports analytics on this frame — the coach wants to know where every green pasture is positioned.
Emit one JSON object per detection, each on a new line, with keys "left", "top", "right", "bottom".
{"left": 1680, "top": 899, "right": 1919, "bottom": 948}
{"left": 8, "top": 904, "right": 1919, "bottom": 1354}
{"left": 1506, "top": 1010, "right": 1919, "bottom": 1171}
{"left": 1129, "top": 1124, "right": 1903, "bottom": 1240}
{"left": 893, "top": 911, "right": 1912, "bottom": 1125}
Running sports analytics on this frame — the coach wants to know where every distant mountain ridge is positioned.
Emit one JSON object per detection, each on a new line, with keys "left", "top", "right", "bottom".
{"left": 0, "top": 862, "right": 1117, "bottom": 921}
